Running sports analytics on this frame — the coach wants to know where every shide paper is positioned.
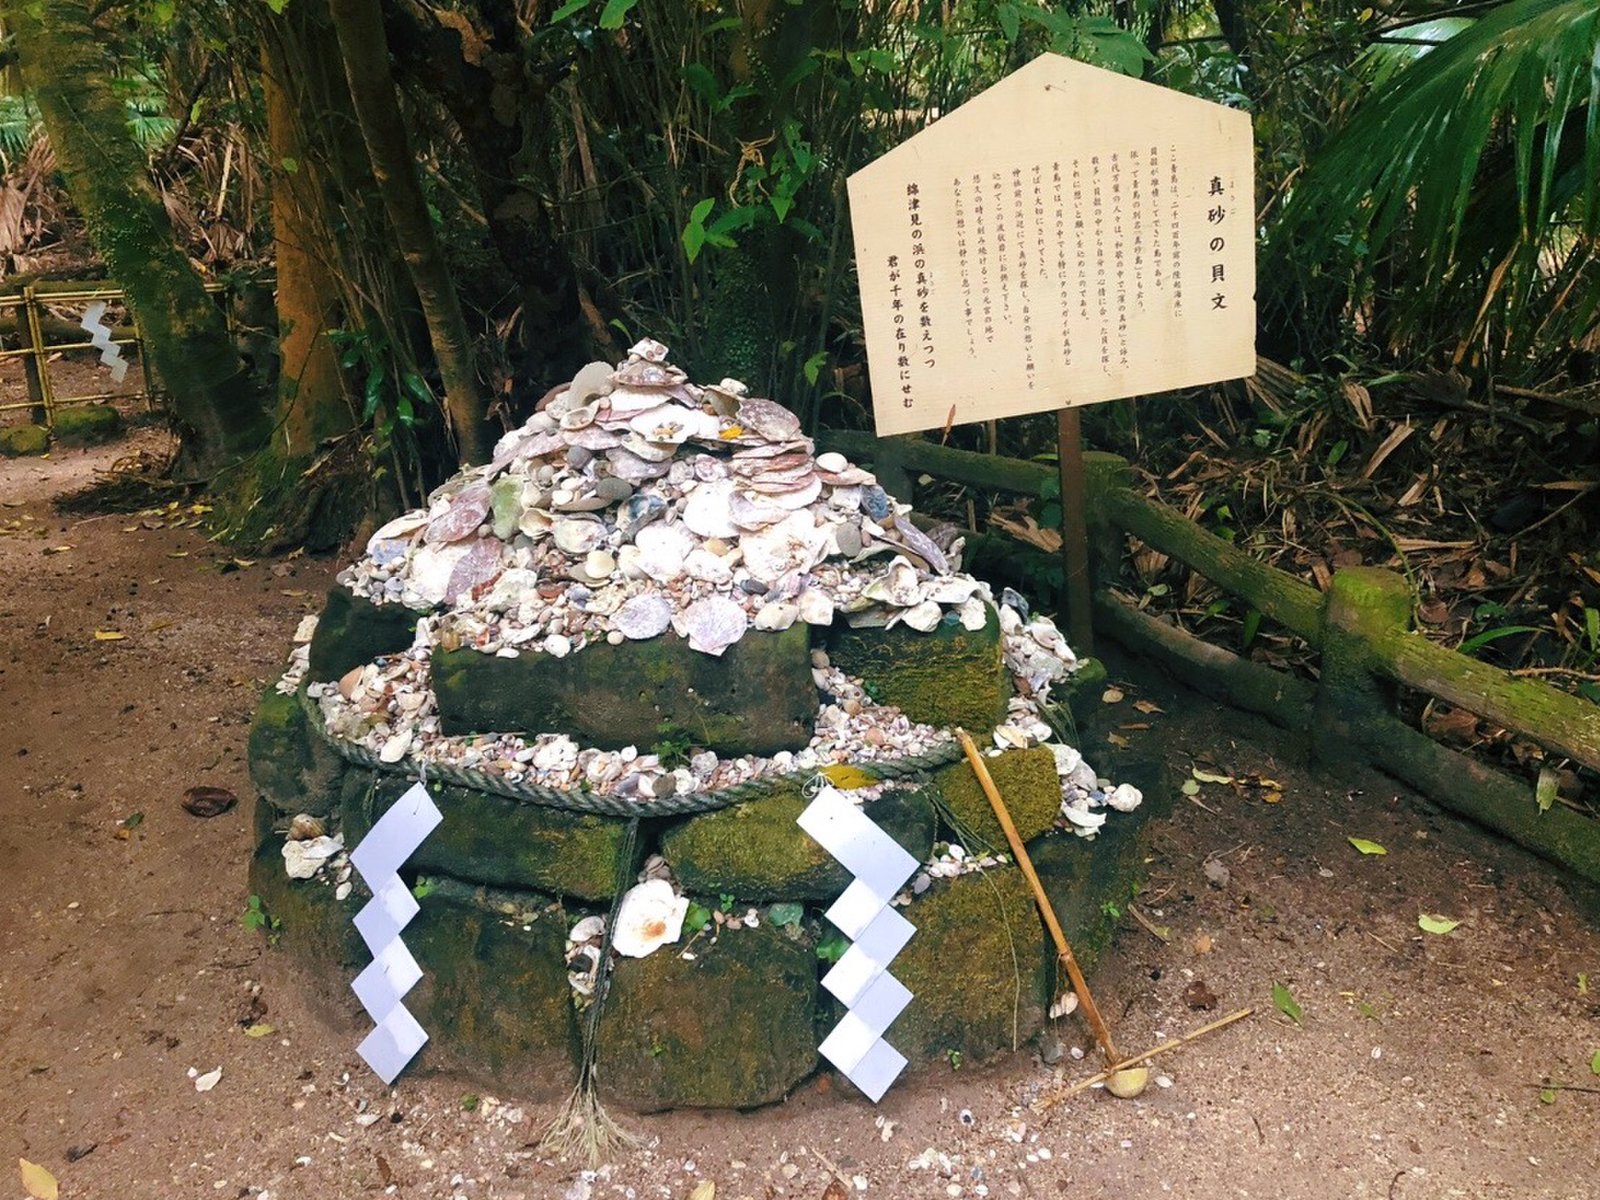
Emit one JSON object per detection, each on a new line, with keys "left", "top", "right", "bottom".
{"left": 798, "top": 784, "right": 919, "bottom": 1102}
{"left": 349, "top": 782, "right": 443, "bottom": 1084}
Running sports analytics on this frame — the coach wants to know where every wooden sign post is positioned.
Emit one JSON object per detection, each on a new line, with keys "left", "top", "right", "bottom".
{"left": 848, "top": 54, "right": 1255, "bottom": 650}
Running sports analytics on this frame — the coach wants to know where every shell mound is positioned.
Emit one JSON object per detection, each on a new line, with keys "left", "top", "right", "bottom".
{"left": 289, "top": 338, "right": 1114, "bottom": 818}
{"left": 250, "top": 341, "right": 1159, "bottom": 1110}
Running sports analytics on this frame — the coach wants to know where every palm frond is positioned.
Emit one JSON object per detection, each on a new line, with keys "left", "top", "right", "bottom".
{"left": 1273, "top": 0, "right": 1600, "bottom": 366}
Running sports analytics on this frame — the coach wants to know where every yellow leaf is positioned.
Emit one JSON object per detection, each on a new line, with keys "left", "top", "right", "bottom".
{"left": 1191, "top": 768, "right": 1235, "bottom": 785}
{"left": 719, "top": 425, "right": 743, "bottom": 439}
{"left": 687, "top": 1182, "right": 716, "bottom": 1200}
{"left": 20, "top": 1158, "right": 59, "bottom": 1200}
{"left": 820, "top": 764, "right": 876, "bottom": 790}
{"left": 93, "top": 630, "right": 127, "bottom": 641}
{"left": 1107, "top": 732, "right": 1130, "bottom": 748}
{"left": 44, "top": 544, "right": 73, "bottom": 554}
{"left": 244, "top": 1023, "right": 275, "bottom": 1038}
{"left": 1263, "top": 790, "right": 1283, "bottom": 804}
{"left": 167, "top": 550, "right": 189, "bottom": 559}
{"left": 232, "top": 557, "right": 257, "bottom": 568}
{"left": 1347, "top": 837, "right": 1387, "bottom": 856}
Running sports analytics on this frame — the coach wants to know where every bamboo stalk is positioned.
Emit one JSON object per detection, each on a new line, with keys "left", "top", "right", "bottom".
{"left": 956, "top": 728, "right": 1120, "bottom": 1065}
{"left": 1033, "top": 1007, "right": 1255, "bottom": 1113}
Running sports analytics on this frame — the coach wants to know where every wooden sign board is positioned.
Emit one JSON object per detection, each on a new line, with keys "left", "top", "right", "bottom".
{"left": 849, "top": 54, "right": 1255, "bottom": 437}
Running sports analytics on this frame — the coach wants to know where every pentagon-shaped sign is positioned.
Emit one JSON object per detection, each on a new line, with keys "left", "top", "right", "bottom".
{"left": 849, "top": 53, "right": 1255, "bottom": 436}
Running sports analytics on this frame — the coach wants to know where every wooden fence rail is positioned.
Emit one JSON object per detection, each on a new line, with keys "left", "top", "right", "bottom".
{"left": 817, "top": 431, "right": 1600, "bottom": 884}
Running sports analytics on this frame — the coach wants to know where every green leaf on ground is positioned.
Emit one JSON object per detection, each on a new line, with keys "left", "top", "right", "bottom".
{"left": 767, "top": 902, "right": 804, "bottom": 929}
{"left": 1590, "top": 1049, "right": 1600, "bottom": 1076}
{"left": 1180, "top": 778, "right": 1200, "bottom": 796}
{"left": 1418, "top": 913, "right": 1460, "bottom": 935}
{"left": 1538, "top": 1086, "right": 1557, "bottom": 1105}
{"left": 1271, "top": 981, "right": 1302, "bottom": 1025}
{"left": 1347, "top": 837, "right": 1387, "bottom": 856}
{"left": 1535, "top": 768, "right": 1558, "bottom": 813}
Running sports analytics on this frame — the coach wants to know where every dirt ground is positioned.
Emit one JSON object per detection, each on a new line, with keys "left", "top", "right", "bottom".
{"left": 4, "top": 433, "right": 1599, "bottom": 1200}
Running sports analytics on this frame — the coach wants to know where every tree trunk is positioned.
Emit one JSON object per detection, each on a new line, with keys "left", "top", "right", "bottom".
{"left": 4, "top": 0, "right": 268, "bottom": 476}
{"left": 328, "top": 0, "right": 493, "bottom": 465}
{"left": 263, "top": 8, "right": 357, "bottom": 458}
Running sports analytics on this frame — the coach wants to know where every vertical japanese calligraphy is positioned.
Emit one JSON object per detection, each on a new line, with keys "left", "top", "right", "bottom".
{"left": 849, "top": 54, "right": 1254, "bottom": 436}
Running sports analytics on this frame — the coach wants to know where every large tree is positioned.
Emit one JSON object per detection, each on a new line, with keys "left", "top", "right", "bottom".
{"left": 3, "top": 0, "right": 269, "bottom": 477}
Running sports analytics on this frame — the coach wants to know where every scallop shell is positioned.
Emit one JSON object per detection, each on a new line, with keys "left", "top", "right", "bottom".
{"left": 612, "top": 593, "right": 673, "bottom": 640}
{"left": 612, "top": 879, "right": 688, "bottom": 958}
{"left": 424, "top": 484, "right": 492, "bottom": 544}
{"left": 627, "top": 338, "right": 671, "bottom": 363}
{"left": 633, "top": 522, "right": 694, "bottom": 581}
{"left": 553, "top": 516, "right": 606, "bottom": 555}
{"left": 629, "top": 404, "right": 718, "bottom": 445}
{"left": 733, "top": 396, "right": 803, "bottom": 441}
{"left": 681, "top": 479, "right": 739, "bottom": 538}
{"left": 606, "top": 448, "right": 672, "bottom": 484}
{"left": 406, "top": 542, "right": 472, "bottom": 606}
{"left": 675, "top": 595, "right": 748, "bottom": 656}
{"left": 444, "top": 537, "right": 505, "bottom": 605}
{"left": 683, "top": 546, "right": 734, "bottom": 584}
{"left": 740, "top": 510, "right": 830, "bottom": 582}
{"left": 692, "top": 454, "right": 728, "bottom": 482}
{"left": 728, "top": 489, "right": 790, "bottom": 530}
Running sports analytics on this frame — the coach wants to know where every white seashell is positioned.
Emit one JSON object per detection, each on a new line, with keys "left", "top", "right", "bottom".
{"left": 796, "top": 588, "right": 835, "bottom": 626}
{"left": 741, "top": 510, "right": 830, "bottom": 582}
{"left": 1107, "top": 783, "right": 1144, "bottom": 812}
{"left": 612, "top": 879, "right": 689, "bottom": 958}
{"left": 553, "top": 516, "right": 606, "bottom": 555}
{"left": 633, "top": 522, "right": 694, "bottom": 581}
{"left": 568, "top": 915, "right": 606, "bottom": 944}
{"left": 629, "top": 404, "right": 719, "bottom": 445}
{"left": 816, "top": 451, "right": 849, "bottom": 473}
{"left": 681, "top": 479, "right": 739, "bottom": 538}
{"left": 567, "top": 361, "right": 616, "bottom": 404}
{"left": 584, "top": 549, "right": 616, "bottom": 579}
{"left": 683, "top": 547, "right": 734, "bottom": 584}
{"left": 380, "top": 730, "right": 413, "bottom": 763}
{"left": 533, "top": 736, "right": 578, "bottom": 772}
{"left": 1062, "top": 805, "right": 1107, "bottom": 831}
{"left": 545, "top": 633, "right": 572, "bottom": 658}
{"left": 612, "top": 592, "right": 674, "bottom": 640}
{"left": 958, "top": 597, "right": 989, "bottom": 631}
{"left": 675, "top": 595, "right": 748, "bottom": 655}
{"left": 753, "top": 601, "right": 799, "bottom": 631}
{"left": 282, "top": 835, "right": 344, "bottom": 880}
{"left": 405, "top": 543, "right": 470, "bottom": 606}
{"left": 992, "top": 724, "right": 1031, "bottom": 749}
{"left": 628, "top": 338, "right": 671, "bottom": 363}
{"left": 334, "top": 881, "right": 353, "bottom": 902}
{"left": 883, "top": 558, "right": 922, "bottom": 607}
{"left": 517, "top": 508, "right": 553, "bottom": 539}
{"left": 559, "top": 402, "right": 598, "bottom": 431}
{"left": 901, "top": 600, "right": 943, "bottom": 632}
{"left": 1050, "top": 743, "right": 1084, "bottom": 777}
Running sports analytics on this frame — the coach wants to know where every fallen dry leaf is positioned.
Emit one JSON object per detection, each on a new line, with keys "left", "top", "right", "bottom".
{"left": 821, "top": 1181, "right": 848, "bottom": 1200}
{"left": 687, "top": 1182, "right": 716, "bottom": 1200}
{"left": 1133, "top": 699, "right": 1164, "bottom": 715}
{"left": 1101, "top": 687, "right": 1125, "bottom": 704}
{"left": 1192, "top": 932, "right": 1214, "bottom": 955}
{"left": 92, "top": 630, "right": 127, "bottom": 641}
{"left": 1182, "top": 979, "right": 1219, "bottom": 1011}
{"left": 19, "top": 1159, "right": 58, "bottom": 1200}
{"left": 182, "top": 786, "right": 237, "bottom": 818}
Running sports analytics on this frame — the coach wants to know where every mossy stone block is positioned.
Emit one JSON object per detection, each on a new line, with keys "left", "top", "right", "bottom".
{"left": 825, "top": 603, "right": 1010, "bottom": 732}
{"left": 1029, "top": 749, "right": 1168, "bottom": 975}
{"left": 248, "top": 686, "right": 346, "bottom": 816}
{"left": 660, "top": 784, "right": 935, "bottom": 901}
{"left": 889, "top": 865, "right": 1048, "bottom": 1065}
{"left": 306, "top": 586, "right": 423, "bottom": 682}
{"left": 341, "top": 773, "right": 636, "bottom": 903}
{"left": 596, "top": 922, "right": 817, "bottom": 1110}
{"left": 405, "top": 880, "right": 579, "bottom": 1100}
{"left": 52, "top": 404, "right": 122, "bottom": 445}
{"left": 0, "top": 423, "right": 49, "bottom": 456}
{"left": 433, "top": 620, "right": 816, "bottom": 756}
{"left": 932, "top": 745, "right": 1062, "bottom": 851}
{"left": 247, "top": 827, "right": 365, "bottom": 1006}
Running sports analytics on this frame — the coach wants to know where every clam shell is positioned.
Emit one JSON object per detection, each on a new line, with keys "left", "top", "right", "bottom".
{"left": 958, "top": 596, "right": 989, "bottom": 631}
{"left": 741, "top": 510, "right": 830, "bottom": 582}
{"left": 559, "top": 403, "right": 598, "bottom": 431}
{"left": 684, "top": 546, "right": 734, "bottom": 584}
{"left": 675, "top": 595, "right": 748, "bottom": 656}
{"left": 728, "top": 489, "right": 790, "bottom": 530}
{"left": 682, "top": 479, "right": 739, "bottom": 538}
{"left": 796, "top": 588, "right": 835, "bottom": 626}
{"left": 815, "top": 451, "right": 849, "bottom": 473}
{"left": 612, "top": 592, "right": 673, "bottom": 640}
{"left": 567, "top": 361, "right": 615, "bottom": 405}
{"left": 900, "top": 599, "right": 943, "bottom": 632}
{"left": 622, "top": 432, "right": 677, "bottom": 462}
{"left": 752, "top": 601, "right": 799, "bottom": 631}
{"left": 553, "top": 516, "right": 606, "bottom": 555}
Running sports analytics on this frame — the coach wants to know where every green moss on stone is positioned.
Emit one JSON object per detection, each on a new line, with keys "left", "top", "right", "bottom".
{"left": 932, "top": 746, "right": 1062, "bottom": 851}
{"left": 247, "top": 686, "right": 346, "bottom": 816}
{"left": 0, "top": 423, "right": 50, "bottom": 456}
{"left": 825, "top": 603, "right": 1010, "bottom": 732}
{"left": 247, "top": 829, "right": 365, "bottom": 1008}
{"left": 661, "top": 784, "right": 935, "bottom": 901}
{"left": 433, "top": 620, "right": 816, "bottom": 756}
{"left": 306, "top": 586, "right": 424, "bottom": 682}
{"left": 405, "top": 881, "right": 579, "bottom": 1100}
{"left": 52, "top": 404, "right": 122, "bottom": 445}
{"left": 596, "top": 921, "right": 817, "bottom": 1110}
{"left": 342, "top": 773, "right": 636, "bottom": 903}
{"left": 889, "top": 866, "right": 1048, "bottom": 1064}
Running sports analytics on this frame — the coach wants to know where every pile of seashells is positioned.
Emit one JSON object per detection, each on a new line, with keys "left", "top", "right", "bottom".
{"left": 282, "top": 340, "right": 1141, "bottom": 834}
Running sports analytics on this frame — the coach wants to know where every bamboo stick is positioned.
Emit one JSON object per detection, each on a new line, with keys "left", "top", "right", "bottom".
{"left": 956, "top": 728, "right": 1120, "bottom": 1065}
{"left": 1033, "top": 1007, "right": 1255, "bottom": 1113}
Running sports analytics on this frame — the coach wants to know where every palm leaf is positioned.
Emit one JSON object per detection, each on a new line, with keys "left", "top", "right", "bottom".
{"left": 1273, "top": 0, "right": 1600, "bottom": 366}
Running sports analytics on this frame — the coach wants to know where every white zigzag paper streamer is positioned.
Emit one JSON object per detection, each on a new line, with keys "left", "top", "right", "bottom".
{"left": 797, "top": 785, "right": 920, "bottom": 1102}
{"left": 80, "top": 301, "right": 129, "bottom": 383}
{"left": 349, "top": 782, "right": 443, "bottom": 1084}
